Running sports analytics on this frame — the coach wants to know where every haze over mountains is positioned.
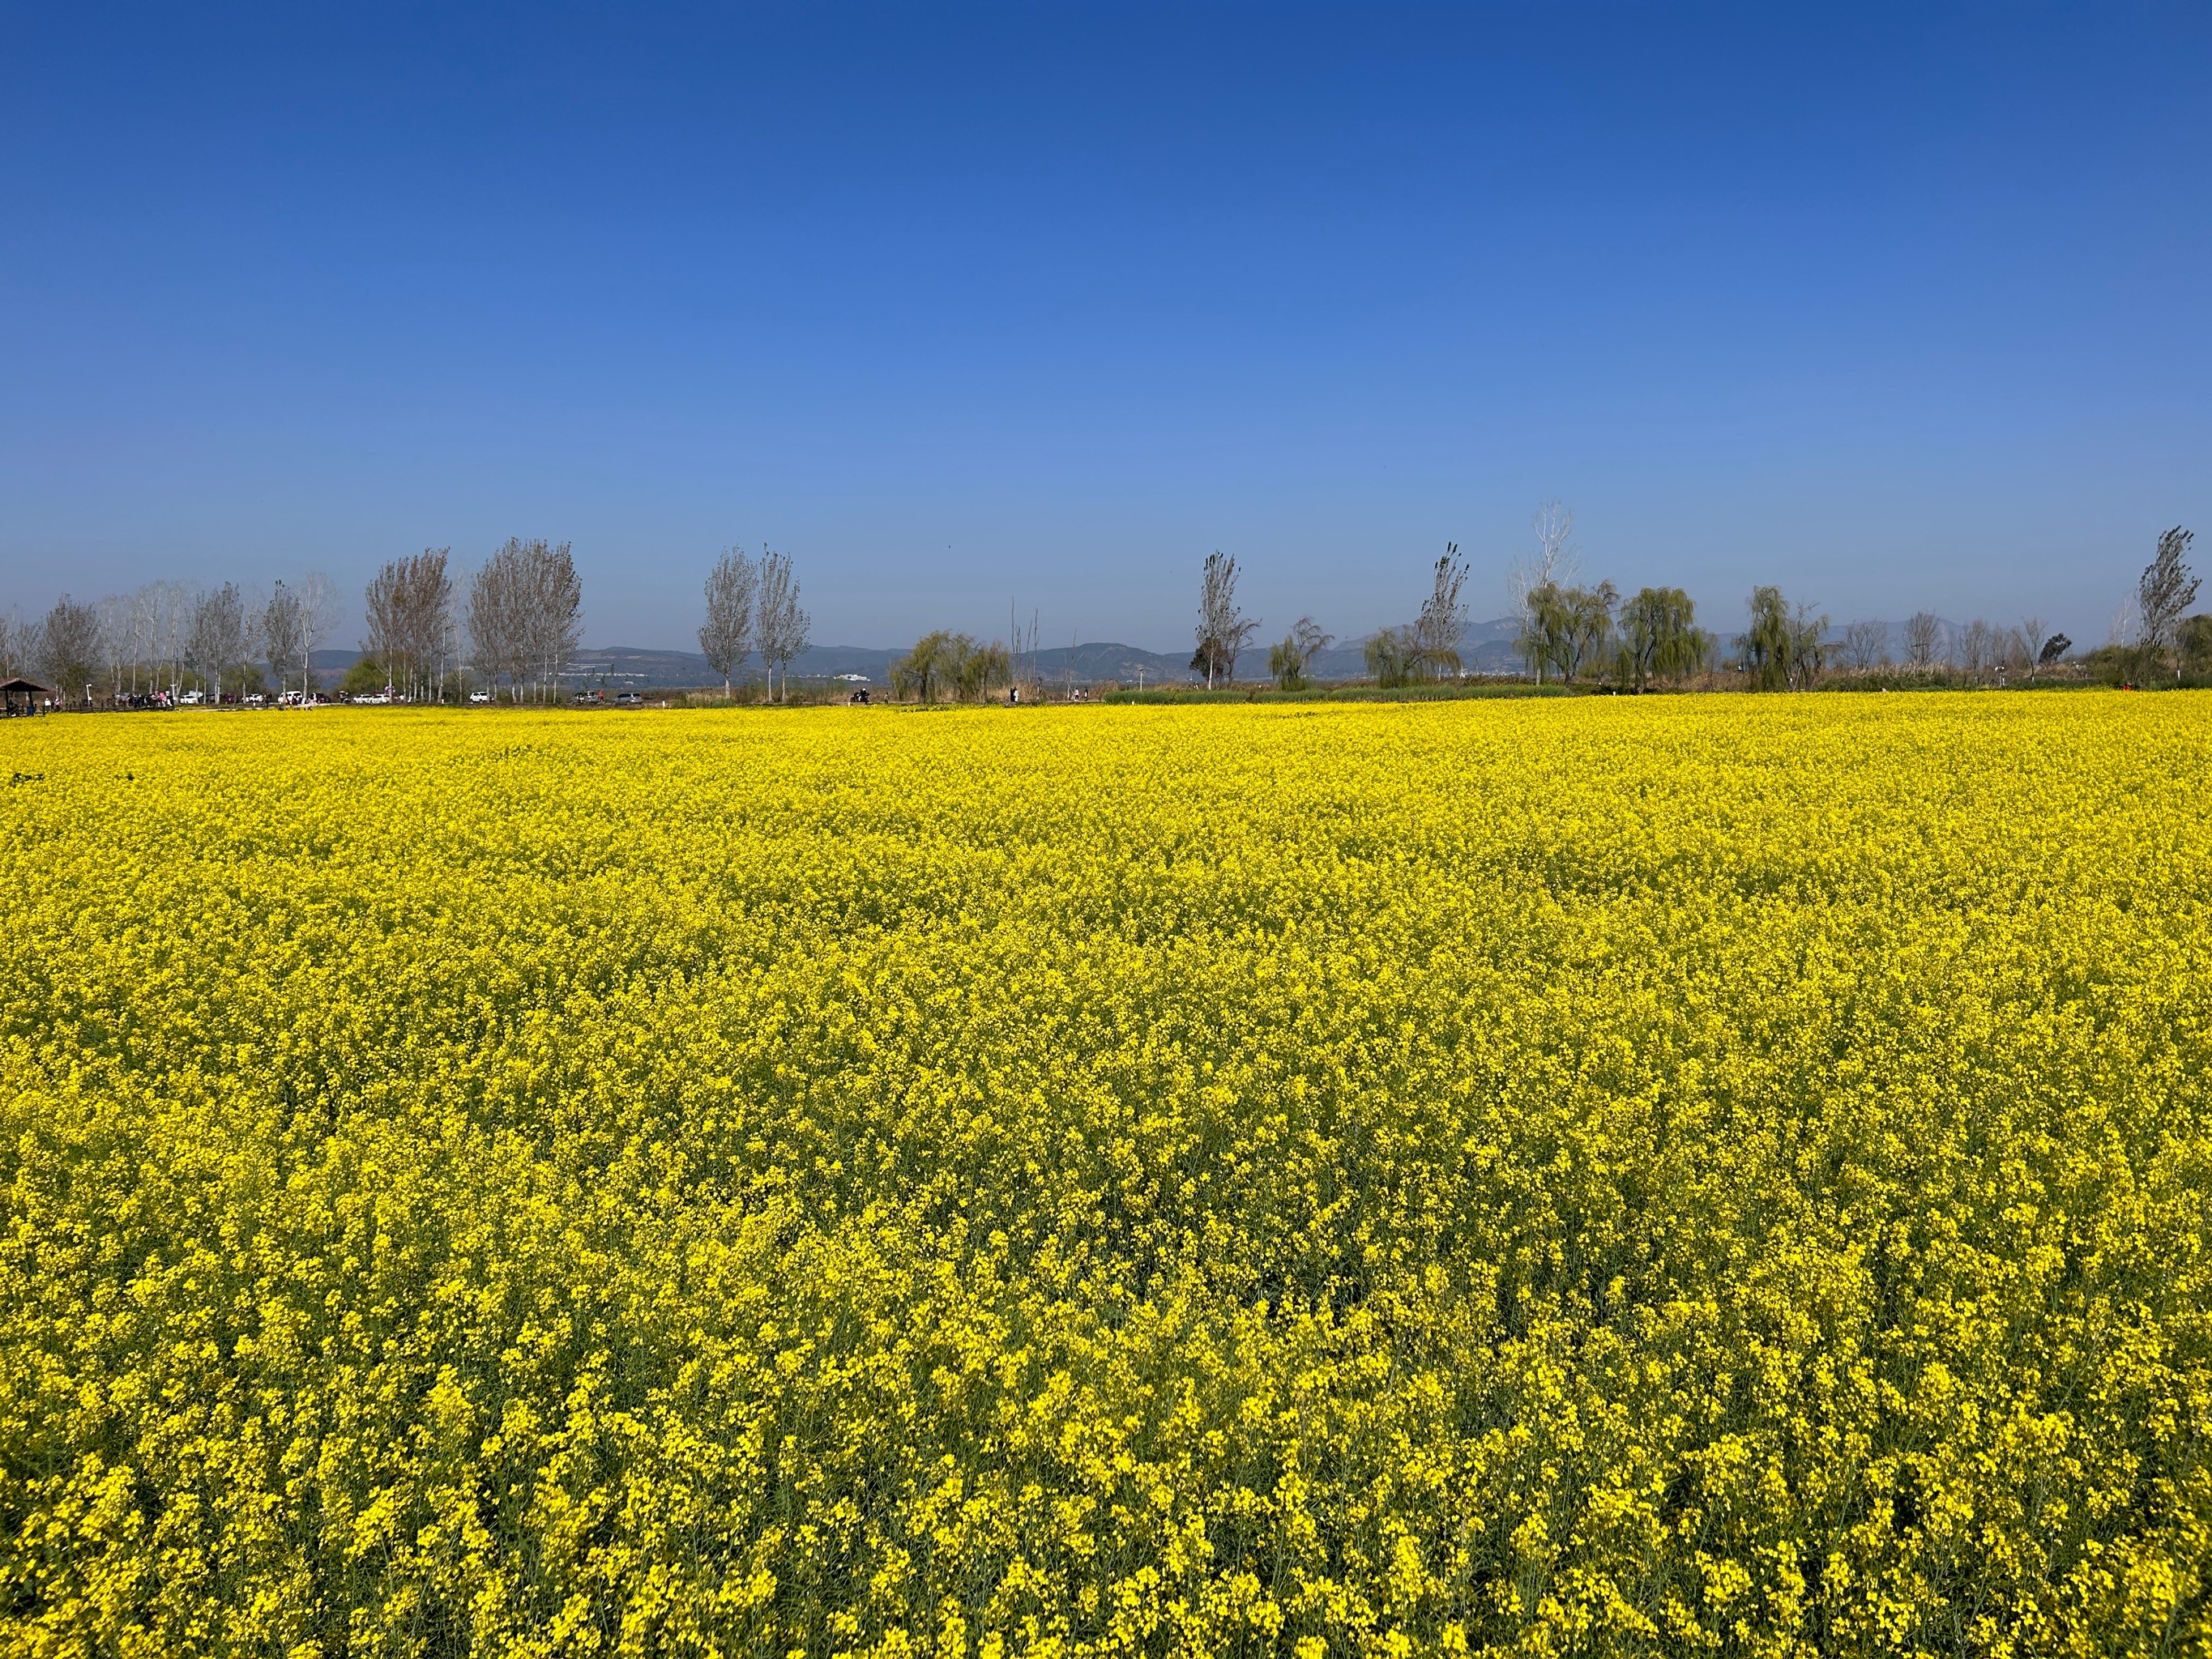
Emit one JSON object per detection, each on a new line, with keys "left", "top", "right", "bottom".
{"left": 308, "top": 613, "right": 2006, "bottom": 688}
{"left": 310, "top": 620, "right": 1532, "bottom": 687}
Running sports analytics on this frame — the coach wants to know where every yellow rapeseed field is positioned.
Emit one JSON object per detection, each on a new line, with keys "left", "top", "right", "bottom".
{"left": 2, "top": 696, "right": 2209, "bottom": 1657}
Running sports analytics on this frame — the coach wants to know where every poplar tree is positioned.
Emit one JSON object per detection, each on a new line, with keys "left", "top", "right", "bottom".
{"left": 755, "top": 548, "right": 809, "bottom": 702}
{"left": 698, "top": 547, "right": 758, "bottom": 700}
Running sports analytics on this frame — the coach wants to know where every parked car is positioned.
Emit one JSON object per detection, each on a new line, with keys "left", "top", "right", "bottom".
{"left": 355, "top": 692, "right": 390, "bottom": 706}
{"left": 614, "top": 691, "right": 645, "bottom": 707}
{"left": 468, "top": 689, "right": 492, "bottom": 704}
{"left": 179, "top": 690, "right": 204, "bottom": 706}
{"left": 243, "top": 693, "right": 267, "bottom": 706}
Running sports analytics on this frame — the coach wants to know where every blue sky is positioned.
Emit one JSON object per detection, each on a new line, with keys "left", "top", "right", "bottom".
{"left": 5, "top": 3, "right": 2207, "bottom": 651}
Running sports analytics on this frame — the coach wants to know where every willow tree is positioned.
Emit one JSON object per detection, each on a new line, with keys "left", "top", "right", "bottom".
{"left": 1618, "top": 586, "right": 1706, "bottom": 689}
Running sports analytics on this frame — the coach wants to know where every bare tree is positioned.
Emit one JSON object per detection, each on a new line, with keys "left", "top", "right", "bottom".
{"left": 40, "top": 596, "right": 102, "bottom": 707}
{"left": 1192, "top": 550, "right": 1258, "bottom": 689}
{"left": 297, "top": 572, "right": 339, "bottom": 693}
{"left": 464, "top": 539, "right": 580, "bottom": 702}
{"left": 405, "top": 550, "right": 455, "bottom": 702}
{"left": 0, "top": 613, "right": 23, "bottom": 680}
{"left": 1529, "top": 501, "right": 1575, "bottom": 578}
{"left": 1903, "top": 611, "right": 1942, "bottom": 669}
{"left": 524, "top": 541, "right": 583, "bottom": 700}
{"left": 126, "top": 585, "right": 152, "bottom": 695}
{"left": 2017, "top": 616, "right": 2048, "bottom": 681}
{"left": 755, "top": 547, "right": 809, "bottom": 702}
{"left": 1791, "top": 603, "right": 1828, "bottom": 689}
{"left": 363, "top": 550, "right": 455, "bottom": 701}
{"left": 1958, "top": 618, "right": 1996, "bottom": 677}
{"left": 1507, "top": 501, "right": 1578, "bottom": 680}
{"left": 261, "top": 582, "right": 308, "bottom": 699}
{"left": 2138, "top": 526, "right": 2199, "bottom": 683}
{"left": 1010, "top": 604, "right": 1042, "bottom": 702}
{"left": 2108, "top": 596, "right": 2138, "bottom": 651}
{"left": 364, "top": 561, "right": 404, "bottom": 693}
{"left": 468, "top": 544, "right": 526, "bottom": 700}
{"left": 1413, "top": 543, "right": 1470, "bottom": 679}
{"left": 93, "top": 594, "right": 131, "bottom": 701}
{"left": 1840, "top": 620, "right": 1889, "bottom": 671}
{"left": 188, "top": 584, "right": 249, "bottom": 703}
{"left": 698, "top": 546, "right": 758, "bottom": 699}
{"left": 123, "top": 585, "right": 155, "bottom": 697}
{"left": 145, "top": 579, "right": 193, "bottom": 697}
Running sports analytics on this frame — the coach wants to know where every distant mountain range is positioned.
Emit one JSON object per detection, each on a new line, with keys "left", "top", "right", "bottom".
{"left": 310, "top": 612, "right": 2028, "bottom": 688}
{"left": 311, "top": 616, "right": 1535, "bottom": 688}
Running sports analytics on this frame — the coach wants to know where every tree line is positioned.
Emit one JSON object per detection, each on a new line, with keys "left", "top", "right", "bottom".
{"left": 357, "top": 539, "right": 587, "bottom": 705}
{"left": 7, "top": 518, "right": 2201, "bottom": 709}
{"left": 4, "top": 540, "right": 663, "bottom": 709}
{"left": 1163, "top": 514, "right": 1722, "bottom": 696}
{"left": 1178, "top": 509, "right": 2206, "bottom": 696}
{"left": 873, "top": 504, "right": 2201, "bottom": 708}
{"left": 6, "top": 536, "right": 820, "bottom": 710}
{"left": 0, "top": 576, "right": 343, "bottom": 708}
{"left": 703, "top": 511, "right": 2203, "bottom": 708}
{"left": 0, "top": 541, "right": 594, "bottom": 709}
{"left": 696, "top": 546, "right": 811, "bottom": 701}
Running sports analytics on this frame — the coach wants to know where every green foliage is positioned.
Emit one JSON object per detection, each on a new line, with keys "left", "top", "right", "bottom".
{"left": 2180, "top": 613, "right": 2212, "bottom": 676}
{"left": 1270, "top": 617, "right": 1334, "bottom": 691}
{"left": 890, "top": 631, "right": 1010, "bottom": 702}
{"left": 1520, "top": 580, "right": 1618, "bottom": 683}
{"left": 1741, "top": 585, "right": 1827, "bottom": 690}
{"left": 957, "top": 639, "right": 1011, "bottom": 701}
{"left": 339, "top": 655, "right": 388, "bottom": 696}
{"left": 1363, "top": 625, "right": 1418, "bottom": 688}
{"left": 1615, "top": 586, "right": 1709, "bottom": 689}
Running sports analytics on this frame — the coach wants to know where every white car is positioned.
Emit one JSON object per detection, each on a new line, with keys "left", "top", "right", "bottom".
{"left": 179, "top": 690, "right": 204, "bottom": 706}
{"left": 469, "top": 689, "right": 492, "bottom": 704}
{"left": 355, "top": 692, "right": 390, "bottom": 706}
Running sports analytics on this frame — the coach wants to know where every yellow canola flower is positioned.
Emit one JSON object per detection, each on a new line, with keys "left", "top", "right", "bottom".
{"left": 0, "top": 695, "right": 2209, "bottom": 1656}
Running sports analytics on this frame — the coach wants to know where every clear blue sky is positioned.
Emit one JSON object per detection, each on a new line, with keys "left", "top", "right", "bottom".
{"left": 5, "top": 3, "right": 2207, "bottom": 651}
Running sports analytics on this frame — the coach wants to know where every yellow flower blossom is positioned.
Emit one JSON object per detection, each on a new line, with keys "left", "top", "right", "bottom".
{"left": 1, "top": 695, "right": 2208, "bottom": 1655}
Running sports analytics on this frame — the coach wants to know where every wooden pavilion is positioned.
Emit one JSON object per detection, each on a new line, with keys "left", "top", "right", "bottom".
{"left": 1, "top": 677, "right": 54, "bottom": 716}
